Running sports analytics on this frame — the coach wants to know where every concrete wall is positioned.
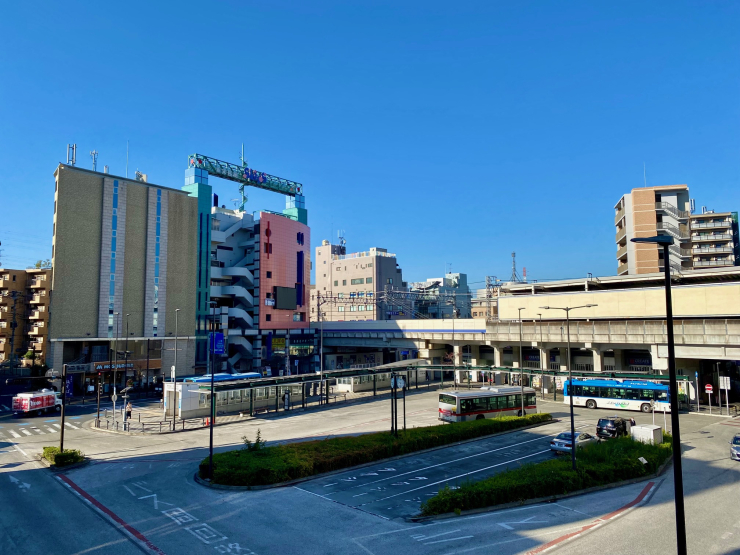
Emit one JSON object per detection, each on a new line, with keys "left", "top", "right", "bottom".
{"left": 122, "top": 184, "right": 148, "bottom": 337}
{"left": 164, "top": 191, "right": 197, "bottom": 338}
{"left": 499, "top": 282, "right": 740, "bottom": 320}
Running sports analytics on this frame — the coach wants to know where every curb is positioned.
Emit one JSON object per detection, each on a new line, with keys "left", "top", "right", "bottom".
{"left": 38, "top": 455, "right": 91, "bottom": 473}
{"left": 192, "top": 416, "right": 558, "bottom": 491}
{"left": 408, "top": 449, "right": 673, "bottom": 522}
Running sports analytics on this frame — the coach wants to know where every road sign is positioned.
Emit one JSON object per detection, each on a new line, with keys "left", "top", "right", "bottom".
{"left": 705, "top": 384, "right": 713, "bottom": 394}
{"left": 720, "top": 376, "right": 730, "bottom": 390}
{"left": 171, "top": 365, "right": 176, "bottom": 381}
{"left": 111, "top": 393, "right": 118, "bottom": 402}
{"left": 209, "top": 332, "right": 225, "bottom": 355}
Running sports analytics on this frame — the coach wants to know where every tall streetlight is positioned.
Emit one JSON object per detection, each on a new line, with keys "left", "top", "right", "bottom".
{"left": 124, "top": 313, "right": 130, "bottom": 390}
{"left": 537, "top": 313, "right": 544, "bottom": 400}
{"left": 113, "top": 312, "right": 120, "bottom": 424}
{"left": 540, "top": 303, "right": 597, "bottom": 471}
{"left": 208, "top": 301, "right": 217, "bottom": 480}
{"left": 631, "top": 234, "right": 687, "bottom": 555}
{"left": 517, "top": 307, "right": 526, "bottom": 416}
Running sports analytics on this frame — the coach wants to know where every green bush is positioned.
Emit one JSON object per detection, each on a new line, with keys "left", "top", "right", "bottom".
{"left": 200, "top": 413, "right": 552, "bottom": 486}
{"left": 420, "top": 434, "right": 672, "bottom": 515}
{"left": 43, "top": 446, "right": 84, "bottom": 467}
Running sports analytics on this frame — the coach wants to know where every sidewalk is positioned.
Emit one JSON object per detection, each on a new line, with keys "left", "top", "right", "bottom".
{"left": 91, "top": 380, "right": 449, "bottom": 434}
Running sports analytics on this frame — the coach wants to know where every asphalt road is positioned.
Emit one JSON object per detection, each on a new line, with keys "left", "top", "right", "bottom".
{"left": 1, "top": 388, "right": 738, "bottom": 555}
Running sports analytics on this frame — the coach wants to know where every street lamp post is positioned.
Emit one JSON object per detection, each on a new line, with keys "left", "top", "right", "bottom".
{"left": 173, "top": 308, "right": 180, "bottom": 427}
{"left": 537, "top": 313, "right": 544, "bottom": 400}
{"left": 208, "top": 302, "right": 217, "bottom": 480}
{"left": 124, "top": 313, "right": 130, "bottom": 421}
{"left": 113, "top": 312, "right": 120, "bottom": 424}
{"left": 517, "top": 307, "right": 526, "bottom": 416}
{"left": 631, "top": 234, "right": 687, "bottom": 555}
{"left": 540, "top": 304, "right": 597, "bottom": 471}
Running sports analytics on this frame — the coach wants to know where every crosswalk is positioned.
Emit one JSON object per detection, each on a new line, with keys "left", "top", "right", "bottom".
{"left": 0, "top": 421, "right": 84, "bottom": 440}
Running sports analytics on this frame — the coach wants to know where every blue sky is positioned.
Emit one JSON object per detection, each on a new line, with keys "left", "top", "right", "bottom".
{"left": 1, "top": 1, "right": 738, "bottom": 290}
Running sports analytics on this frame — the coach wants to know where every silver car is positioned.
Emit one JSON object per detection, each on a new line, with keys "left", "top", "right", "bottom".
{"left": 731, "top": 434, "right": 740, "bottom": 461}
{"left": 550, "top": 431, "right": 599, "bottom": 454}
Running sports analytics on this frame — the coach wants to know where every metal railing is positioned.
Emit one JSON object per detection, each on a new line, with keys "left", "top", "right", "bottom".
{"left": 617, "top": 261, "right": 628, "bottom": 274}
{"left": 692, "top": 233, "right": 733, "bottom": 241}
{"left": 616, "top": 244, "right": 627, "bottom": 259}
{"left": 691, "top": 220, "right": 731, "bottom": 229}
{"left": 693, "top": 246, "right": 733, "bottom": 254}
{"left": 657, "top": 222, "right": 690, "bottom": 238}
{"left": 615, "top": 227, "right": 626, "bottom": 242}
{"left": 693, "top": 259, "right": 734, "bottom": 267}
{"left": 655, "top": 202, "right": 690, "bottom": 219}
{"left": 615, "top": 207, "right": 625, "bottom": 224}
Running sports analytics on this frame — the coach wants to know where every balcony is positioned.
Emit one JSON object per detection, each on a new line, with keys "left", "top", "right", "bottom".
{"left": 30, "top": 277, "right": 47, "bottom": 288}
{"left": 655, "top": 202, "right": 689, "bottom": 219}
{"left": 616, "top": 244, "right": 627, "bottom": 260}
{"left": 693, "top": 246, "right": 733, "bottom": 254}
{"left": 617, "top": 261, "right": 628, "bottom": 275}
{"left": 614, "top": 207, "right": 625, "bottom": 225}
{"left": 693, "top": 233, "right": 733, "bottom": 242}
{"left": 693, "top": 259, "right": 734, "bottom": 268}
{"left": 29, "top": 309, "right": 46, "bottom": 320}
{"left": 691, "top": 220, "right": 732, "bottom": 230}
{"left": 30, "top": 295, "right": 43, "bottom": 304}
{"left": 615, "top": 227, "right": 626, "bottom": 243}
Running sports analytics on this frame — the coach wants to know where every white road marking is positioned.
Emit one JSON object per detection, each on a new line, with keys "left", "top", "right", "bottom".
{"left": 721, "top": 532, "right": 733, "bottom": 540}
{"left": 123, "top": 485, "right": 136, "bottom": 496}
{"left": 425, "top": 536, "right": 474, "bottom": 545}
{"left": 322, "top": 483, "right": 338, "bottom": 487}
{"left": 44, "top": 426, "right": 56, "bottom": 433}
{"left": 352, "top": 493, "right": 369, "bottom": 498}
{"left": 498, "top": 523, "right": 514, "bottom": 530}
{"left": 360, "top": 450, "right": 550, "bottom": 506}
{"left": 65, "top": 422, "right": 79, "bottom": 429}
{"left": 51, "top": 424, "right": 61, "bottom": 430}
{"left": 31, "top": 427, "right": 45, "bottom": 434}
{"left": 132, "top": 481, "right": 151, "bottom": 492}
{"left": 20, "top": 429, "right": 32, "bottom": 436}
{"left": 1, "top": 405, "right": 9, "bottom": 411}
{"left": 417, "top": 530, "right": 460, "bottom": 541}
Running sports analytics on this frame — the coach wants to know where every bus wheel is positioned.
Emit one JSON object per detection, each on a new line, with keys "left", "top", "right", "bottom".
{"left": 586, "top": 400, "right": 597, "bottom": 409}
{"left": 641, "top": 403, "right": 651, "bottom": 413}
{"left": 476, "top": 414, "right": 485, "bottom": 421}
{"left": 517, "top": 409, "right": 525, "bottom": 417}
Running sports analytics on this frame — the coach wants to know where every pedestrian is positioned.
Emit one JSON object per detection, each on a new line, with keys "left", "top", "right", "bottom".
{"left": 126, "top": 401, "right": 132, "bottom": 421}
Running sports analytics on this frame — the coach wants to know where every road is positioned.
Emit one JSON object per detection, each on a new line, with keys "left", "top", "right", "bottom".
{"left": 0, "top": 388, "right": 738, "bottom": 555}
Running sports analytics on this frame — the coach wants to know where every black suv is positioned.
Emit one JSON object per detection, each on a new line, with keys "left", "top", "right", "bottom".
{"left": 596, "top": 416, "right": 629, "bottom": 439}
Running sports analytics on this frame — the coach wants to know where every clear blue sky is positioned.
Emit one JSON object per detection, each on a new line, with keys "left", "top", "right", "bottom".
{"left": 1, "top": 1, "right": 738, "bottom": 290}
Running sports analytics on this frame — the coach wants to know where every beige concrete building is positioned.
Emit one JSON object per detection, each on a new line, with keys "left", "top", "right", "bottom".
{"left": 312, "top": 241, "right": 407, "bottom": 322}
{"left": 49, "top": 164, "right": 198, "bottom": 390}
{"left": 615, "top": 185, "right": 738, "bottom": 275}
{"left": 25, "top": 269, "right": 51, "bottom": 366}
{"left": 0, "top": 268, "right": 28, "bottom": 368}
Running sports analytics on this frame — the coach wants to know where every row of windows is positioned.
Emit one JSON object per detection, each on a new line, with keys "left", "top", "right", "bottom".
{"left": 337, "top": 305, "right": 372, "bottom": 312}
{"left": 571, "top": 385, "right": 668, "bottom": 402}
{"left": 198, "top": 385, "right": 305, "bottom": 408}
{"left": 337, "top": 292, "right": 374, "bottom": 298}
{"left": 458, "top": 394, "right": 537, "bottom": 413}
{"left": 333, "top": 277, "right": 373, "bottom": 286}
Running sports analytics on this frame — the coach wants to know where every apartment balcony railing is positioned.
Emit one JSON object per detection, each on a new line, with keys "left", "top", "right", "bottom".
{"left": 693, "top": 233, "right": 733, "bottom": 242}
{"left": 680, "top": 248, "right": 693, "bottom": 256}
{"left": 617, "top": 261, "right": 628, "bottom": 275}
{"left": 30, "top": 295, "right": 43, "bottom": 304}
{"left": 615, "top": 227, "right": 626, "bottom": 243}
{"left": 693, "top": 246, "right": 734, "bottom": 254}
{"left": 616, "top": 244, "right": 627, "bottom": 260}
{"left": 691, "top": 220, "right": 732, "bottom": 229}
{"left": 30, "top": 277, "right": 47, "bottom": 288}
{"left": 693, "top": 259, "right": 734, "bottom": 268}
{"left": 614, "top": 207, "right": 625, "bottom": 225}
{"left": 655, "top": 202, "right": 690, "bottom": 219}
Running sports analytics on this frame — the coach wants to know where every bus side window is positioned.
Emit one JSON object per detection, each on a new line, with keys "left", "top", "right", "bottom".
{"left": 625, "top": 389, "right": 640, "bottom": 400}
{"left": 656, "top": 390, "right": 668, "bottom": 401}
{"left": 526, "top": 393, "right": 536, "bottom": 406}
{"left": 573, "top": 385, "right": 583, "bottom": 396}
{"left": 640, "top": 389, "right": 653, "bottom": 401}
{"left": 460, "top": 399, "right": 471, "bottom": 413}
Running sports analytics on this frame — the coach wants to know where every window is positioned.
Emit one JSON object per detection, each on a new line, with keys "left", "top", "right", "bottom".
{"left": 386, "top": 278, "right": 393, "bottom": 284}
{"left": 351, "top": 278, "right": 364, "bottom": 285}
{"left": 342, "top": 280, "right": 347, "bottom": 286}
{"left": 337, "top": 293, "right": 344, "bottom": 298}
{"left": 350, "top": 305, "right": 357, "bottom": 311}
{"left": 293, "top": 312, "right": 305, "bottom": 322}
{"left": 368, "top": 263, "right": 373, "bottom": 267}
{"left": 333, "top": 280, "right": 338, "bottom": 286}
{"left": 266, "top": 271, "right": 272, "bottom": 278}
{"left": 358, "top": 292, "right": 364, "bottom": 297}
{"left": 266, "top": 293, "right": 272, "bottom": 298}
{"left": 264, "top": 243, "right": 272, "bottom": 254}
{"left": 367, "top": 291, "right": 373, "bottom": 297}
{"left": 366, "top": 278, "right": 373, "bottom": 284}
{"left": 338, "top": 306, "right": 345, "bottom": 312}
{"left": 358, "top": 305, "right": 365, "bottom": 311}
{"left": 265, "top": 314, "right": 271, "bottom": 321}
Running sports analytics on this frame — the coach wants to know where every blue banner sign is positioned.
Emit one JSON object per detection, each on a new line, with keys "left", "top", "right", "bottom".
{"left": 209, "top": 332, "right": 225, "bottom": 355}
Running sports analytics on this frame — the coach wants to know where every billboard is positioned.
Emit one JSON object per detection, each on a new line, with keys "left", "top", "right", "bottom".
{"left": 275, "top": 286, "right": 297, "bottom": 310}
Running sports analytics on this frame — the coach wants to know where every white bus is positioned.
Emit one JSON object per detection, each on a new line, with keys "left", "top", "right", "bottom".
{"left": 564, "top": 379, "right": 671, "bottom": 413}
{"left": 438, "top": 387, "right": 537, "bottom": 423}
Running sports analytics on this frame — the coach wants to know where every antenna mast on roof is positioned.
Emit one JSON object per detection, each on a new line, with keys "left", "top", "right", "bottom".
{"left": 510, "top": 252, "right": 522, "bottom": 282}
{"left": 90, "top": 150, "right": 98, "bottom": 172}
{"left": 338, "top": 229, "right": 346, "bottom": 253}
{"left": 66, "top": 144, "right": 77, "bottom": 166}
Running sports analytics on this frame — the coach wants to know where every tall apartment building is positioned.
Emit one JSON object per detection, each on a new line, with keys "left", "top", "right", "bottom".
{"left": 614, "top": 185, "right": 738, "bottom": 275}
{"left": 0, "top": 268, "right": 52, "bottom": 370}
{"left": 312, "top": 242, "right": 407, "bottom": 322}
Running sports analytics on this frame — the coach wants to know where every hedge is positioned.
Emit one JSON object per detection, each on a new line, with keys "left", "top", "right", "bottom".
{"left": 421, "top": 434, "right": 673, "bottom": 515}
{"left": 200, "top": 413, "right": 552, "bottom": 486}
{"left": 42, "top": 446, "right": 84, "bottom": 467}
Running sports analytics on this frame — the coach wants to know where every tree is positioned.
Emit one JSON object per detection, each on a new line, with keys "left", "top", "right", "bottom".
{"left": 33, "top": 259, "right": 52, "bottom": 269}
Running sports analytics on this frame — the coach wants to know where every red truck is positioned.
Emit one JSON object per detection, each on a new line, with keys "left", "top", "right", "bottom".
{"left": 11, "top": 389, "right": 62, "bottom": 416}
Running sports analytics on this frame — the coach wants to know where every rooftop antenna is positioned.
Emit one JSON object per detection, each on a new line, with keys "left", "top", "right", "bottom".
{"left": 66, "top": 144, "right": 77, "bottom": 166}
{"left": 230, "top": 198, "right": 241, "bottom": 210}
{"left": 126, "top": 140, "right": 129, "bottom": 178}
{"left": 510, "top": 252, "right": 522, "bottom": 282}
{"left": 90, "top": 150, "right": 98, "bottom": 172}
{"left": 446, "top": 262, "right": 452, "bottom": 275}
{"left": 338, "top": 229, "right": 346, "bottom": 254}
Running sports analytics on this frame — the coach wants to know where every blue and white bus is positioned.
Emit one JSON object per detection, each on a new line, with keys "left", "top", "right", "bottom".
{"left": 564, "top": 379, "right": 670, "bottom": 413}
{"left": 183, "top": 372, "right": 262, "bottom": 383}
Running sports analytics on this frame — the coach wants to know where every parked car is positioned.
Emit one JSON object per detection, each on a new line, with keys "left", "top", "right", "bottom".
{"left": 550, "top": 431, "right": 598, "bottom": 454}
{"left": 730, "top": 434, "right": 740, "bottom": 461}
{"left": 596, "top": 416, "right": 630, "bottom": 439}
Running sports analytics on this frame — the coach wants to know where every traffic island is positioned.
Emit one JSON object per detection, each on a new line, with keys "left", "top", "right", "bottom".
{"left": 198, "top": 413, "right": 552, "bottom": 488}
{"left": 419, "top": 434, "right": 673, "bottom": 517}
{"left": 39, "top": 446, "right": 89, "bottom": 472}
